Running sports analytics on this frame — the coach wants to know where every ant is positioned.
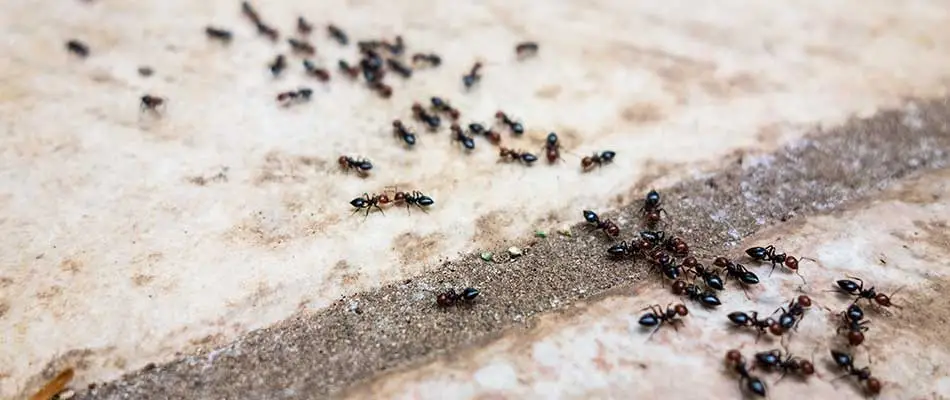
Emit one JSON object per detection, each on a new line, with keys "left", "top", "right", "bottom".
{"left": 713, "top": 257, "right": 760, "bottom": 286}
{"left": 515, "top": 41, "right": 539, "bottom": 58}
{"left": 725, "top": 350, "right": 768, "bottom": 398}
{"left": 370, "top": 82, "right": 393, "bottom": 98}
{"left": 338, "top": 156, "right": 372, "bottom": 176}
{"left": 638, "top": 230, "right": 666, "bottom": 248}
{"left": 303, "top": 60, "right": 330, "bottom": 82}
{"left": 140, "top": 95, "right": 165, "bottom": 112}
{"left": 276, "top": 88, "right": 313, "bottom": 105}
{"left": 205, "top": 27, "right": 233, "bottom": 43}
{"left": 663, "top": 236, "right": 689, "bottom": 256}
{"left": 411, "top": 53, "right": 442, "bottom": 68}
{"left": 349, "top": 193, "right": 390, "bottom": 217}
{"left": 412, "top": 103, "right": 441, "bottom": 130}
{"left": 582, "top": 210, "right": 619, "bottom": 237}
{"left": 392, "top": 120, "right": 416, "bottom": 146}
{"left": 382, "top": 36, "right": 404, "bottom": 55}
{"left": 430, "top": 97, "right": 460, "bottom": 120}
{"left": 469, "top": 123, "right": 500, "bottom": 145}
{"left": 773, "top": 295, "right": 812, "bottom": 333}
{"left": 638, "top": 303, "right": 688, "bottom": 340}
{"left": 327, "top": 24, "right": 348, "bottom": 45}
{"left": 544, "top": 132, "right": 562, "bottom": 163}
{"left": 646, "top": 249, "right": 680, "bottom": 279}
{"left": 495, "top": 111, "right": 524, "bottom": 135}
{"left": 682, "top": 256, "right": 724, "bottom": 291}
{"left": 66, "top": 39, "right": 90, "bottom": 58}
{"left": 581, "top": 151, "right": 616, "bottom": 171}
{"left": 830, "top": 350, "right": 882, "bottom": 396}
{"left": 450, "top": 124, "right": 475, "bottom": 150}
{"left": 256, "top": 23, "right": 279, "bottom": 41}
{"left": 269, "top": 54, "right": 287, "bottom": 77}
{"left": 338, "top": 60, "right": 360, "bottom": 79}
{"left": 671, "top": 280, "right": 721, "bottom": 308}
{"left": 727, "top": 311, "right": 783, "bottom": 341}
{"left": 746, "top": 245, "right": 808, "bottom": 283}
{"left": 606, "top": 240, "right": 643, "bottom": 258}
{"left": 753, "top": 349, "right": 815, "bottom": 383}
{"left": 499, "top": 147, "right": 538, "bottom": 165}
{"left": 288, "top": 38, "right": 316, "bottom": 56}
{"left": 837, "top": 303, "right": 870, "bottom": 346}
{"left": 241, "top": 1, "right": 263, "bottom": 25}
{"left": 393, "top": 190, "right": 434, "bottom": 214}
{"left": 387, "top": 58, "right": 412, "bottom": 78}
{"left": 297, "top": 17, "right": 313, "bottom": 35}
{"left": 638, "top": 189, "right": 667, "bottom": 225}
{"left": 462, "top": 62, "right": 483, "bottom": 89}
{"left": 436, "top": 287, "right": 479, "bottom": 307}
{"left": 835, "top": 277, "right": 901, "bottom": 309}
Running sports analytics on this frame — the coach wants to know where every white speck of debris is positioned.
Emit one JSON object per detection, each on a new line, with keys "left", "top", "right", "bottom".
{"left": 742, "top": 153, "right": 775, "bottom": 169}
{"left": 901, "top": 102, "right": 923, "bottom": 129}
{"left": 755, "top": 216, "right": 766, "bottom": 225}
{"left": 710, "top": 209, "right": 729, "bottom": 223}
{"left": 508, "top": 246, "right": 522, "bottom": 257}
{"left": 348, "top": 300, "right": 360, "bottom": 312}
{"left": 727, "top": 228, "right": 741, "bottom": 240}
{"left": 474, "top": 362, "right": 518, "bottom": 389}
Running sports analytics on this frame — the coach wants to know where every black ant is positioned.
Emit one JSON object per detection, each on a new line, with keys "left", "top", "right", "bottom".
{"left": 682, "top": 256, "right": 724, "bottom": 291}
{"left": 746, "top": 245, "right": 808, "bottom": 283}
{"left": 338, "top": 156, "right": 372, "bottom": 176}
{"left": 303, "top": 60, "right": 330, "bottom": 82}
{"left": 499, "top": 147, "right": 538, "bottom": 165}
{"left": 582, "top": 210, "right": 619, "bottom": 237}
{"left": 837, "top": 303, "right": 870, "bottom": 346}
{"left": 361, "top": 64, "right": 384, "bottom": 83}
{"left": 338, "top": 60, "right": 360, "bottom": 79}
{"left": 515, "top": 41, "right": 539, "bottom": 58}
{"left": 276, "top": 88, "right": 313, "bottom": 105}
{"left": 387, "top": 58, "right": 412, "bottom": 78}
{"left": 671, "top": 280, "right": 721, "bottom": 308}
{"left": 241, "top": 1, "right": 263, "bottom": 25}
{"left": 66, "top": 39, "right": 90, "bottom": 58}
{"left": 713, "top": 257, "right": 760, "bottom": 286}
{"left": 349, "top": 193, "right": 390, "bottom": 217}
{"left": 754, "top": 349, "right": 815, "bottom": 383}
{"left": 606, "top": 240, "right": 642, "bottom": 258}
{"left": 773, "top": 295, "right": 812, "bottom": 333}
{"left": 411, "top": 53, "right": 442, "bottom": 68}
{"left": 581, "top": 151, "right": 616, "bottom": 171}
{"left": 327, "top": 24, "right": 348, "bottom": 45}
{"left": 727, "top": 311, "right": 783, "bottom": 341}
{"left": 835, "top": 277, "right": 901, "bottom": 309}
{"left": 663, "top": 236, "right": 689, "bottom": 256}
{"left": 288, "top": 38, "right": 316, "bottom": 56}
{"left": 430, "top": 97, "right": 460, "bottom": 120}
{"left": 412, "top": 103, "right": 441, "bottom": 130}
{"left": 725, "top": 350, "right": 768, "bottom": 398}
{"left": 393, "top": 190, "right": 434, "bottom": 214}
{"left": 647, "top": 249, "right": 680, "bottom": 280}
{"left": 436, "top": 287, "right": 479, "bottom": 307}
{"left": 469, "top": 123, "right": 500, "bottom": 145}
{"left": 450, "top": 124, "right": 475, "bottom": 150}
{"left": 392, "top": 120, "right": 416, "bottom": 146}
{"left": 495, "top": 111, "right": 524, "bottom": 135}
{"left": 269, "top": 54, "right": 287, "bottom": 77}
{"left": 638, "top": 303, "right": 688, "bottom": 340}
{"left": 638, "top": 230, "right": 666, "bottom": 248}
{"left": 830, "top": 350, "right": 882, "bottom": 396}
{"left": 544, "top": 133, "right": 562, "bottom": 163}
{"left": 462, "top": 62, "right": 482, "bottom": 89}
{"left": 205, "top": 27, "right": 233, "bottom": 43}
{"left": 382, "top": 35, "right": 404, "bottom": 55}
{"left": 359, "top": 49, "right": 384, "bottom": 76}
{"left": 297, "top": 17, "right": 313, "bottom": 35}
{"left": 638, "top": 189, "right": 667, "bottom": 225}
{"left": 256, "top": 23, "right": 279, "bottom": 41}
{"left": 140, "top": 95, "right": 166, "bottom": 112}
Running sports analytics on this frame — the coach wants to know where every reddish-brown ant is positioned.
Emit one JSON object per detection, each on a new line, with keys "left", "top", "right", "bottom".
{"left": 327, "top": 24, "right": 348, "bottom": 45}
{"left": 515, "top": 41, "right": 539, "bottom": 58}
{"left": 349, "top": 192, "right": 390, "bottom": 217}
{"left": 276, "top": 88, "right": 313, "bottom": 106}
{"left": 714, "top": 257, "right": 760, "bottom": 286}
{"left": 256, "top": 23, "right": 279, "bottom": 41}
{"left": 495, "top": 111, "right": 524, "bottom": 135}
{"left": 647, "top": 249, "right": 680, "bottom": 280}
{"left": 384, "top": 35, "right": 405, "bottom": 55}
{"left": 725, "top": 350, "right": 768, "bottom": 398}
{"left": 297, "top": 17, "right": 313, "bottom": 35}
{"left": 338, "top": 60, "right": 360, "bottom": 79}
{"left": 671, "top": 280, "right": 721, "bottom": 308}
{"left": 430, "top": 97, "right": 460, "bottom": 120}
{"left": 754, "top": 349, "right": 815, "bottom": 383}
{"left": 66, "top": 39, "right": 90, "bottom": 58}
{"left": 728, "top": 311, "right": 783, "bottom": 341}
{"left": 582, "top": 210, "right": 620, "bottom": 237}
{"left": 830, "top": 350, "right": 882, "bottom": 395}
{"left": 463, "top": 62, "right": 483, "bottom": 89}
{"left": 140, "top": 95, "right": 165, "bottom": 112}
{"left": 837, "top": 303, "right": 870, "bottom": 346}
{"left": 468, "top": 123, "right": 500, "bottom": 145}
{"left": 543, "top": 133, "right": 562, "bottom": 163}
{"left": 393, "top": 190, "right": 435, "bottom": 214}
{"left": 581, "top": 151, "right": 616, "bottom": 171}
{"left": 338, "top": 156, "right": 372, "bottom": 176}
{"left": 450, "top": 124, "right": 475, "bottom": 150}
{"left": 288, "top": 38, "right": 316, "bottom": 55}
{"left": 269, "top": 54, "right": 287, "bottom": 77}
{"left": 663, "top": 236, "right": 689, "bottom": 256}
{"left": 411, "top": 53, "right": 441, "bottom": 68}
{"left": 412, "top": 103, "right": 441, "bottom": 130}
{"left": 387, "top": 58, "right": 412, "bottom": 78}
{"left": 638, "top": 303, "right": 688, "bottom": 340}
{"left": 370, "top": 82, "right": 393, "bottom": 98}
{"left": 303, "top": 60, "right": 330, "bottom": 82}
{"left": 683, "top": 256, "right": 724, "bottom": 291}
{"left": 392, "top": 120, "right": 416, "bottom": 146}
{"left": 835, "top": 277, "right": 901, "bottom": 309}
{"left": 774, "top": 295, "right": 812, "bottom": 333}
{"left": 499, "top": 147, "right": 538, "bottom": 165}
{"left": 205, "top": 27, "right": 233, "bottom": 43}
{"left": 638, "top": 189, "right": 667, "bottom": 225}
{"left": 746, "top": 245, "right": 808, "bottom": 283}
{"left": 241, "top": 1, "right": 263, "bottom": 25}
{"left": 436, "top": 287, "right": 479, "bottom": 307}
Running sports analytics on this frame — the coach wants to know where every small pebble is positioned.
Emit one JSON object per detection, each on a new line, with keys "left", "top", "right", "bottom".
{"left": 480, "top": 252, "right": 493, "bottom": 262}
{"left": 508, "top": 246, "right": 522, "bottom": 257}
{"left": 535, "top": 230, "right": 547, "bottom": 238}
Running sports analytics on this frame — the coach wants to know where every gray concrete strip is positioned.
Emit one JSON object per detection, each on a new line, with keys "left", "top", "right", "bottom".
{"left": 75, "top": 98, "right": 949, "bottom": 399}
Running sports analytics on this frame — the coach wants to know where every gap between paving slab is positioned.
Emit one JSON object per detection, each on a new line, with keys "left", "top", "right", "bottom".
{"left": 72, "top": 98, "right": 950, "bottom": 399}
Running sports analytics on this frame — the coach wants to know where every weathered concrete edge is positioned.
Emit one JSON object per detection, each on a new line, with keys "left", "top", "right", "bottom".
{"left": 76, "top": 98, "right": 950, "bottom": 400}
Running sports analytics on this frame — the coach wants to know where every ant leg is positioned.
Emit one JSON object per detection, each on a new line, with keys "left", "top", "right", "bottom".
{"left": 645, "top": 323, "right": 663, "bottom": 342}
{"left": 795, "top": 270, "right": 807, "bottom": 285}
{"left": 768, "top": 261, "right": 778, "bottom": 277}
{"left": 773, "top": 372, "right": 790, "bottom": 386}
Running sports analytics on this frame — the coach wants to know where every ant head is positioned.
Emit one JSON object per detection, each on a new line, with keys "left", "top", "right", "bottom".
{"left": 378, "top": 194, "right": 391, "bottom": 204}
{"left": 673, "top": 241, "right": 689, "bottom": 255}
{"left": 393, "top": 192, "right": 406, "bottom": 201}
{"left": 647, "top": 210, "right": 662, "bottom": 224}
{"left": 800, "top": 360, "right": 815, "bottom": 375}
{"left": 875, "top": 293, "right": 893, "bottom": 307}
{"left": 797, "top": 295, "right": 812, "bottom": 308}
{"left": 392, "top": 120, "right": 402, "bottom": 128}
{"left": 865, "top": 377, "right": 882, "bottom": 395}
{"left": 682, "top": 256, "right": 698, "bottom": 268}
{"left": 605, "top": 223, "right": 620, "bottom": 237}
{"left": 673, "top": 304, "right": 688, "bottom": 316}
{"left": 768, "top": 322, "right": 784, "bottom": 336}
{"left": 581, "top": 157, "right": 594, "bottom": 168}
{"left": 338, "top": 155, "right": 348, "bottom": 164}
{"left": 785, "top": 256, "right": 799, "bottom": 270}
{"left": 847, "top": 331, "right": 865, "bottom": 346}
{"left": 725, "top": 349, "right": 743, "bottom": 364}
{"left": 671, "top": 280, "right": 687, "bottom": 295}
{"left": 494, "top": 110, "right": 505, "bottom": 119}
{"left": 713, "top": 257, "right": 731, "bottom": 268}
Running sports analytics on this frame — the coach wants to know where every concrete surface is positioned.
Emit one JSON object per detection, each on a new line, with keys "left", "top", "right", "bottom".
{"left": 2, "top": 0, "right": 950, "bottom": 398}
